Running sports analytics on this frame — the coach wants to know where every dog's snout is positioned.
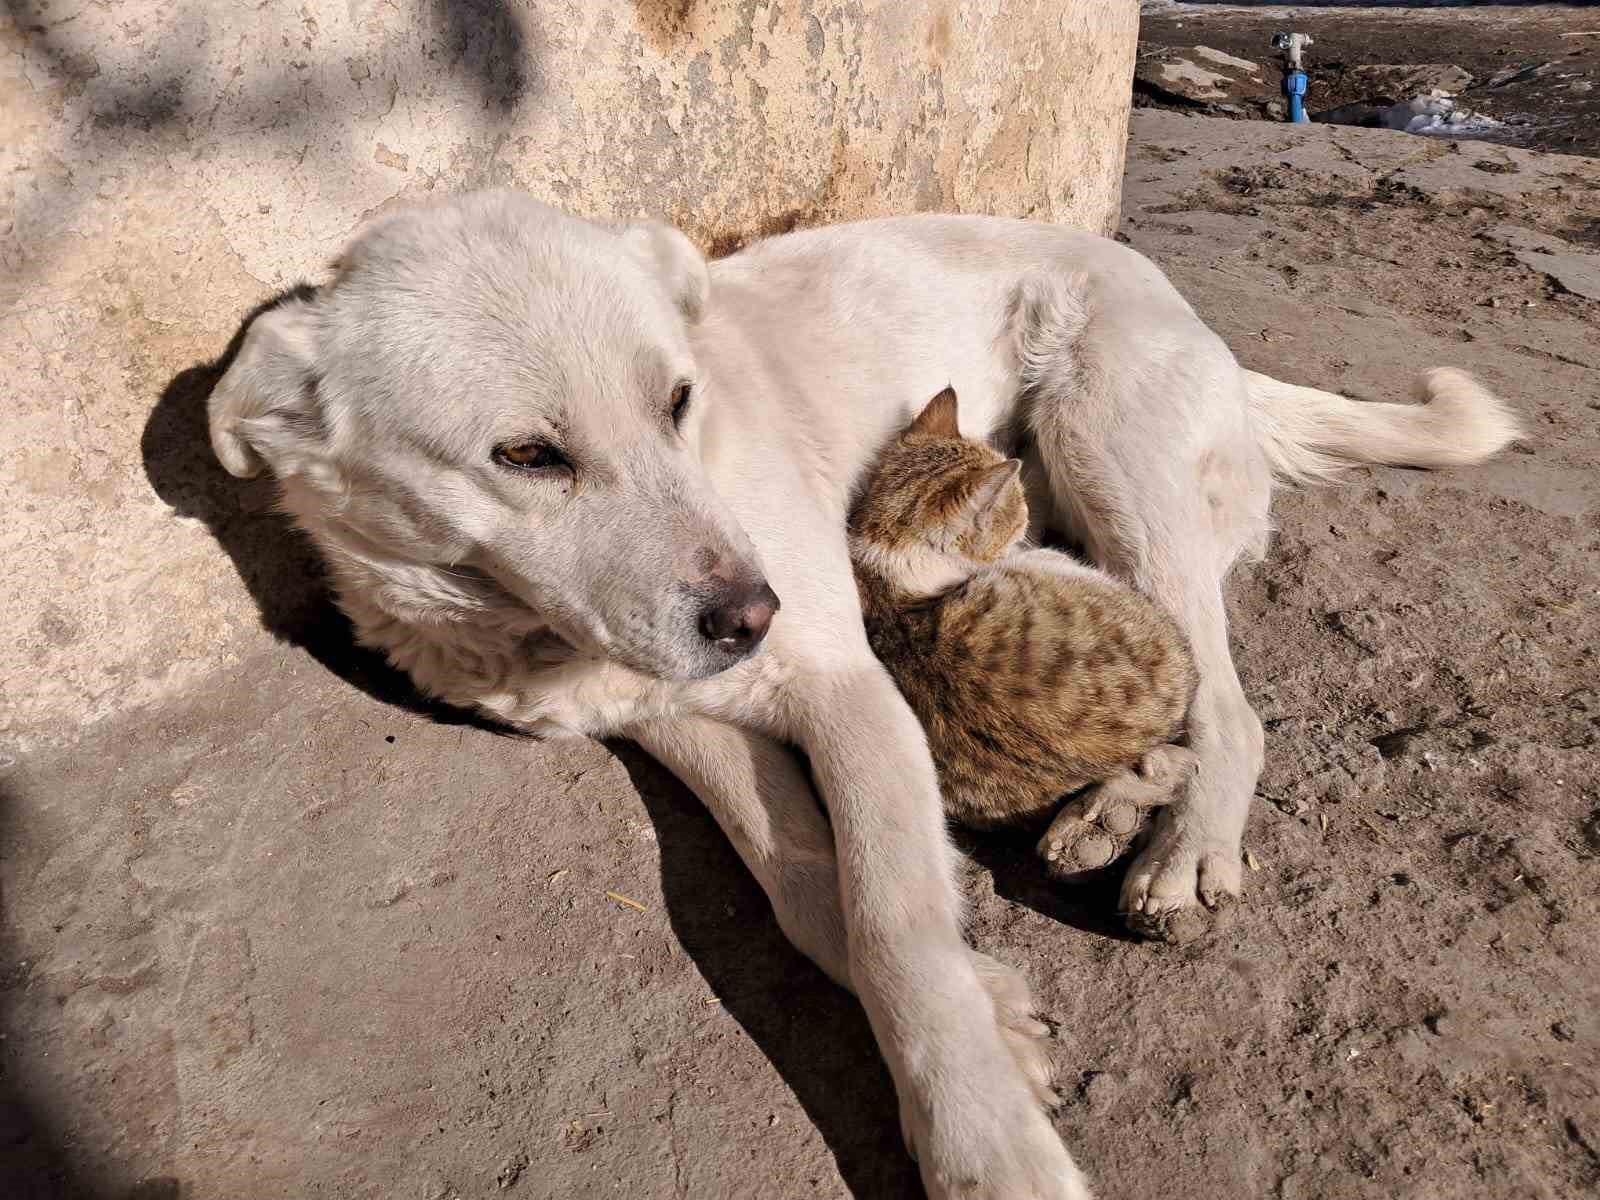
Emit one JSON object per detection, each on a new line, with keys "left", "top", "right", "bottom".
{"left": 697, "top": 582, "right": 780, "bottom": 652}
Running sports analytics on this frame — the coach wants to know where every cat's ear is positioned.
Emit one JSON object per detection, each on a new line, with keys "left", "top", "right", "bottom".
{"left": 910, "top": 386, "right": 960, "bottom": 437}
{"left": 962, "top": 459, "right": 1023, "bottom": 525}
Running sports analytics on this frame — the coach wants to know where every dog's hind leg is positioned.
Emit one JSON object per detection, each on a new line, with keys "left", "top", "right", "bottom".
{"left": 1112, "top": 558, "right": 1264, "bottom": 944}
{"left": 1018, "top": 276, "right": 1270, "bottom": 943}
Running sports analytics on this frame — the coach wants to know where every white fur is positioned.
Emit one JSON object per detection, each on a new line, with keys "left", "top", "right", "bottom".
{"left": 209, "top": 193, "right": 1518, "bottom": 1199}
{"left": 1245, "top": 366, "right": 1524, "bottom": 484}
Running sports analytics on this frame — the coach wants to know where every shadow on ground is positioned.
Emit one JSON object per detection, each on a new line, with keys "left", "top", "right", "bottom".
{"left": 0, "top": 782, "right": 180, "bottom": 1200}
{"left": 607, "top": 741, "right": 922, "bottom": 1200}
{"left": 962, "top": 829, "right": 1141, "bottom": 945}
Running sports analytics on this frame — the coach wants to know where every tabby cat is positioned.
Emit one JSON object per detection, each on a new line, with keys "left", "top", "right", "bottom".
{"left": 850, "top": 388, "right": 1199, "bottom": 880}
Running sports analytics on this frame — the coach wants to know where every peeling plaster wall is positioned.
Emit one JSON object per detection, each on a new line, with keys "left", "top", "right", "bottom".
{"left": 0, "top": 0, "right": 1137, "bottom": 746}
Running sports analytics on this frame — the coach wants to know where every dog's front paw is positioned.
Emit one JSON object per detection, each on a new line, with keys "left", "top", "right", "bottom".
{"left": 894, "top": 973, "right": 1091, "bottom": 1199}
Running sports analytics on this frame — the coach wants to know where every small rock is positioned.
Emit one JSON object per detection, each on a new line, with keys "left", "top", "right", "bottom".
{"left": 1552, "top": 1021, "right": 1575, "bottom": 1043}
{"left": 1343, "top": 63, "right": 1474, "bottom": 98}
{"left": 1135, "top": 45, "right": 1269, "bottom": 107}
{"left": 497, "top": 1153, "right": 529, "bottom": 1187}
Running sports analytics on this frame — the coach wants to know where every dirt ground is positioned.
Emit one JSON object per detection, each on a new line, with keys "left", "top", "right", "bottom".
{"left": 1139, "top": 3, "right": 1600, "bottom": 157}
{"left": 4, "top": 111, "right": 1600, "bottom": 1199}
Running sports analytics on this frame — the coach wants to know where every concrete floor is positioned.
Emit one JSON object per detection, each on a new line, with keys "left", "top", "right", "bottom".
{"left": 5, "top": 69, "right": 1600, "bottom": 1200}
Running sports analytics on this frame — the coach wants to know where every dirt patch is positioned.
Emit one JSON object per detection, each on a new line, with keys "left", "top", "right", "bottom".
{"left": 1134, "top": 131, "right": 1600, "bottom": 329}
{"left": 1140, "top": 4, "right": 1600, "bottom": 157}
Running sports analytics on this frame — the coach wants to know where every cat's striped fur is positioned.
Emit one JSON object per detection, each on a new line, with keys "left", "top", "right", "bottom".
{"left": 851, "top": 389, "right": 1197, "bottom": 829}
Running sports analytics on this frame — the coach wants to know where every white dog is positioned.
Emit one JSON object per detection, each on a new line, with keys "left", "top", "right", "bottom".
{"left": 207, "top": 191, "right": 1518, "bottom": 1198}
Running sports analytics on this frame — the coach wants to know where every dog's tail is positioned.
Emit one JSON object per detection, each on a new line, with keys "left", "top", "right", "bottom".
{"left": 1244, "top": 367, "right": 1522, "bottom": 485}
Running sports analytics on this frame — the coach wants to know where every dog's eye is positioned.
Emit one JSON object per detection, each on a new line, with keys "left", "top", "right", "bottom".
{"left": 495, "top": 440, "right": 569, "bottom": 472}
{"left": 670, "top": 382, "right": 693, "bottom": 427}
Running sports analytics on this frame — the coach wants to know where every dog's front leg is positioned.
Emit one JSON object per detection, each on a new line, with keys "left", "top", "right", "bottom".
{"left": 784, "top": 665, "right": 1094, "bottom": 1200}
{"left": 631, "top": 714, "right": 1059, "bottom": 1113}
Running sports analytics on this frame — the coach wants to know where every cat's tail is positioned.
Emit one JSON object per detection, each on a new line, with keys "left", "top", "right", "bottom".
{"left": 1243, "top": 367, "right": 1522, "bottom": 485}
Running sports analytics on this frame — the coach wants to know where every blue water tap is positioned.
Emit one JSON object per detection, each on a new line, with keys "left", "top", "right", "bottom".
{"left": 1285, "top": 70, "right": 1309, "bottom": 123}
{"left": 1272, "top": 32, "right": 1314, "bottom": 124}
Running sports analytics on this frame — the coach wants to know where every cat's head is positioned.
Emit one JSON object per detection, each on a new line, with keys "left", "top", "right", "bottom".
{"left": 849, "top": 388, "right": 1027, "bottom": 598}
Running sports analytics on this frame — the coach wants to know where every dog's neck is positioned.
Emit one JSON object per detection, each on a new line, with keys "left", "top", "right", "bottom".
{"left": 329, "top": 551, "right": 553, "bottom": 693}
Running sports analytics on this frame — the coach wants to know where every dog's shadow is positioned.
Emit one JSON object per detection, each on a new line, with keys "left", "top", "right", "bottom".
{"left": 960, "top": 829, "right": 1141, "bottom": 944}
{"left": 606, "top": 742, "right": 924, "bottom": 1199}
{"left": 140, "top": 287, "right": 499, "bottom": 731}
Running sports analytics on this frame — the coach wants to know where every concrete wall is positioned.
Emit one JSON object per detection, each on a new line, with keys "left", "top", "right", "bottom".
{"left": 0, "top": 0, "right": 1136, "bottom": 750}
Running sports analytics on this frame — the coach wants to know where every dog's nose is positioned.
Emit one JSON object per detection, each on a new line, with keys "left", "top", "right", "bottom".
{"left": 698, "top": 583, "right": 780, "bottom": 651}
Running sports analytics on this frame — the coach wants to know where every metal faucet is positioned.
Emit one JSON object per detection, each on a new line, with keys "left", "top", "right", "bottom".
{"left": 1272, "top": 31, "right": 1314, "bottom": 122}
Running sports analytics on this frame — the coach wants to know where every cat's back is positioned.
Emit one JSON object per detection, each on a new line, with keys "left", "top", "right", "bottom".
{"left": 931, "top": 553, "right": 1195, "bottom": 776}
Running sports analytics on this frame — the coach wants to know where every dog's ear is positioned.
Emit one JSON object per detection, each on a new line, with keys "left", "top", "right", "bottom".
{"left": 910, "top": 387, "right": 961, "bottom": 437}
{"left": 622, "top": 220, "right": 709, "bottom": 323}
{"left": 208, "top": 294, "right": 331, "bottom": 482}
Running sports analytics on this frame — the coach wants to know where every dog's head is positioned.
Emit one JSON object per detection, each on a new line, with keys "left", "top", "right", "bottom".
{"left": 208, "top": 191, "right": 776, "bottom": 681}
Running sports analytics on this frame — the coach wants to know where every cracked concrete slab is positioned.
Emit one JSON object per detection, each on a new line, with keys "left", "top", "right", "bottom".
{"left": 1487, "top": 223, "right": 1600, "bottom": 302}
